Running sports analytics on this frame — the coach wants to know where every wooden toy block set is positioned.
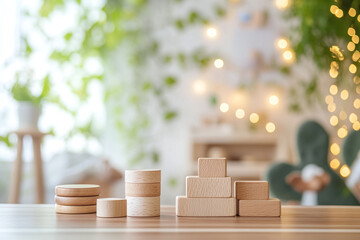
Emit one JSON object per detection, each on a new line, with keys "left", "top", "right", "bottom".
{"left": 55, "top": 158, "right": 280, "bottom": 218}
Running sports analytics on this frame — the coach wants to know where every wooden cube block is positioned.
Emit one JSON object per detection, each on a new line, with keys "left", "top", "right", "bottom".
{"left": 97, "top": 198, "right": 127, "bottom": 218}
{"left": 126, "top": 196, "right": 160, "bottom": 217}
{"left": 186, "top": 176, "right": 231, "bottom": 198}
{"left": 234, "top": 181, "right": 269, "bottom": 200}
{"left": 125, "top": 183, "right": 161, "bottom": 197}
{"left": 125, "top": 169, "right": 161, "bottom": 183}
{"left": 176, "top": 196, "right": 236, "bottom": 216}
{"left": 239, "top": 199, "right": 281, "bottom": 217}
{"left": 198, "top": 158, "right": 227, "bottom": 177}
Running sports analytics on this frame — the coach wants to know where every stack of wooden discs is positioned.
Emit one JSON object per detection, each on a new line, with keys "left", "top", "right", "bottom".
{"left": 55, "top": 184, "right": 100, "bottom": 214}
{"left": 125, "top": 169, "right": 161, "bottom": 217}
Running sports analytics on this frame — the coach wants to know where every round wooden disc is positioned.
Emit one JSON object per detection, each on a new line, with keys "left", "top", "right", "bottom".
{"left": 55, "top": 184, "right": 100, "bottom": 197}
{"left": 55, "top": 204, "right": 96, "bottom": 214}
{"left": 125, "top": 182, "right": 161, "bottom": 197}
{"left": 97, "top": 198, "right": 127, "bottom": 218}
{"left": 55, "top": 195, "right": 98, "bottom": 206}
{"left": 125, "top": 169, "right": 161, "bottom": 183}
{"left": 126, "top": 196, "right": 160, "bottom": 217}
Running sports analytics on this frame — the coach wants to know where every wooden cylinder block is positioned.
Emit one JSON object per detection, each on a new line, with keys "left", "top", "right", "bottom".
{"left": 96, "top": 198, "right": 127, "bottom": 218}
{"left": 125, "top": 169, "right": 161, "bottom": 183}
{"left": 55, "top": 195, "right": 98, "bottom": 206}
{"left": 126, "top": 196, "right": 160, "bottom": 217}
{"left": 55, "top": 184, "right": 100, "bottom": 197}
{"left": 55, "top": 204, "right": 96, "bottom": 214}
{"left": 125, "top": 183, "right": 161, "bottom": 197}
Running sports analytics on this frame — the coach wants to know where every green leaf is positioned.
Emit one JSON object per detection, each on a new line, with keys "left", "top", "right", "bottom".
{"left": 164, "top": 111, "right": 177, "bottom": 121}
{"left": 209, "top": 95, "right": 218, "bottom": 106}
{"left": 188, "top": 11, "right": 200, "bottom": 24}
{"left": 168, "top": 177, "right": 178, "bottom": 187}
{"left": 174, "top": 19, "right": 185, "bottom": 30}
{"left": 39, "top": 0, "right": 64, "bottom": 17}
{"left": 215, "top": 6, "right": 226, "bottom": 17}
{"left": 64, "top": 32, "right": 73, "bottom": 41}
{"left": 152, "top": 151, "right": 159, "bottom": 163}
{"left": 164, "top": 76, "right": 177, "bottom": 86}
{"left": 0, "top": 134, "right": 12, "bottom": 147}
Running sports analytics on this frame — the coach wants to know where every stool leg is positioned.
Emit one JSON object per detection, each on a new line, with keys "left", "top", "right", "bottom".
{"left": 9, "top": 135, "right": 24, "bottom": 203}
{"left": 33, "top": 136, "right": 45, "bottom": 203}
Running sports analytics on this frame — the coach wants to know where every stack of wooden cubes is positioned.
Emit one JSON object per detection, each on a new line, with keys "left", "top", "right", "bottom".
{"left": 125, "top": 169, "right": 161, "bottom": 217}
{"left": 234, "top": 181, "right": 281, "bottom": 216}
{"left": 176, "top": 158, "right": 236, "bottom": 216}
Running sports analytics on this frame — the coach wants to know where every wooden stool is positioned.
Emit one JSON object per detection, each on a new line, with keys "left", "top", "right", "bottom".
{"left": 8, "top": 129, "right": 48, "bottom": 204}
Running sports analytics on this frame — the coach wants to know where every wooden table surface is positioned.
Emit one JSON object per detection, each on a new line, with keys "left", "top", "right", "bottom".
{"left": 0, "top": 204, "right": 360, "bottom": 240}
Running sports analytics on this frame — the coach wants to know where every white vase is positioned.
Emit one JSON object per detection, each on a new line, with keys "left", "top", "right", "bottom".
{"left": 18, "top": 102, "right": 41, "bottom": 130}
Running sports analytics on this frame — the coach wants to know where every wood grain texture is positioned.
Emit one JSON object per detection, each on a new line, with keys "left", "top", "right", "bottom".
{"left": 55, "top": 204, "right": 96, "bottom": 214}
{"left": 55, "top": 184, "right": 101, "bottom": 197}
{"left": 239, "top": 199, "right": 281, "bottom": 217}
{"left": 186, "top": 176, "right": 231, "bottom": 198}
{"left": 125, "top": 183, "right": 161, "bottom": 197}
{"left": 8, "top": 135, "right": 23, "bottom": 203}
{"left": 126, "top": 196, "right": 160, "bottom": 217}
{"left": 198, "top": 158, "right": 227, "bottom": 177}
{"left": 234, "top": 181, "right": 269, "bottom": 200}
{"left": 55, "top": 196, "right": 98, "bottom": 206}
{"left": 97, "top": 198, "right": 127, "bottom": 218}
{"left": 176, "top": 196, "right": 236, "bottom": 216}
{"left": 125, "top": 169, "right": 161, "bottom": 183}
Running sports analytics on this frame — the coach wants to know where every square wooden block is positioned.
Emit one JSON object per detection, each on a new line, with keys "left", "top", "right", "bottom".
{"left": 186, "top": 176, "right": 231, "bottom": 198}
{"left": 198, "top": 158, "right": 227, "bottom": 177}
{"left": 238, "top": 199, "right": 281, "bottom": 217}
{"left": 234, "top": 181, "right": 269, "bottom": 200}
{"left": 176, "top": 196, "right": 236, "bottom": 216}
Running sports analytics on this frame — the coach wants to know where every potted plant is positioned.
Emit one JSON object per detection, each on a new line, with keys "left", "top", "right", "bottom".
{"left": 11, "top": 71, "right": 50, "bottom": 130}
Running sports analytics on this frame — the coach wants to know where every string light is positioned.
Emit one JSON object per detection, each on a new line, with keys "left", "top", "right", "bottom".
{"left": 352, "top": 50, "right": 360, "bottom": 61}
{"left": 235, "top": 108, "right": 245, "bottom": 119}
{"left": 214, "top": 59, "right": 224, "bottom": 68}
{"left": 340, "top": 165, "right": 351, "bottom": 178}
{"left": 354, "top": 98, "right": 360, "bottom": 109}
{"left": 353, "top": 121, "right": 360, "bottom": 131}
{"left": 347, "top": 42, "right": 355, "bottom": 51}
{"left": 269, "top": 95, "right": 279, "bottom": 105}
{"left": 352, "top": 35, "right": 359, "bottom": 44}
{"left": 357, "top": 86, "right": 360, "bottom": 94}
{"left": 329, "top": 68, "right": 338, "bottom": 78}
{"left": 206, "top": 27, "right": 217, "bottom": 38}
{"left": 282, "top": 50, "right": 295, "bottom": 63}
{"left": 349, "top": 64, "right": 357, "bottom": 73}
{"left": 277, "top": 38, "right": 288, "bottom": 49}
{"left": 325, "top": 95, "right": 334, "bottom": 104}
{"left": 249, "top": 113, "right": 259, "bottom": 123}
{"left": 266, "top": 122, "right": 276, "bottom": 133}
{"left": 348, "top": 27, "right": 356, "bottom": 36}
{"left": 340, "top": 89, "right": 349, "bottom": 100}
{"left": 330, "top": 5, "right": 338, "bottom": 14}
{"left": 193, "top": 80, "right": 207, "bottom": 95}
{"left": 330, "top": 158, "right": 340, "bottom": 170}
{"left": 335, "top": 8, "right": 344, "bottom": 18}
{"left": 337, "top": 126, "right": 348, "bottom": 138}
{"left": 349, "top": 113, "right": 358, "bottom": 123}
{"left": 220, "top": 102, "right": 229, "bottom": 112}
{"left": 330, "top": 115, "right": 339, "bottom": 126}
{"left": 329, "top": 85, "right": 338, "bottom": 95}
{"left": 358, "top": 15, "right": 360, "bottom": 22}
{"left": 328, "top": 102, "right": 336, "bottom": 112}
{"left": 275, "top": 0, "right": 289, "bottom": 9}
{"left": 355, "top": 76, "right": 360, "bottom": 84}
{"left": 349, "top": 8, "right": 356, "bottom": 17}
{"left": 330, "top": 143, "right": 340, "bottom": 155}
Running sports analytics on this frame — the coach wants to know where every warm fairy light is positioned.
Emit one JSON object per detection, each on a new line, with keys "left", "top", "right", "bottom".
{"left": 277, "top": 38, "right": 288, "bottom": 49}
{"left": 193, "top": 80, "right": 207, "bottom": 95}
{"left": 348, "top": 27, "right": 356, "bottom": 36}
{"left": 275, "top": 0, "right": 289, "bottom": 9}
{"left": 340, "top": 89, "right": 349, "bottom": 100}
{"left": 349, "top": 64, "right": 357, "bottom": 73}
{"left": 339, "top": 111, "right": 347, "bottom": 120}
{"left": 328, "top": 102, "right": 336, "bottom": 112}
{"left": 329, "top": 68, "right": 338, "bottom": 78}
{"left": 325, "top": 95, "right": 333, "bottom": 104}
{"left": 330, "top": 115, "right": 339, "bottom": 126}
{"left": 330, "top": 5, "right": 338, "bottom": 14}
{"left": 330, "top": 45, "right": 344, "bottom": 60}
{"left": 330, "top": 143, "right": 340, "bottom": 155}
{"left": 358, "top": 15, "right": 360, "bottom": 22}
{"left": 249, "top": 113, "right": 259, "bottom": 123}
{"left": 335, "top": 8, "right": 343, "bottom": 18}
{"left": 214, "top": 59, "right": 224, "bottom": 68}
{"left": 265, "top": 122, "right": 276, "bottom": 133}
{"left": 357, "top": 86, "right": 360, "bottom": 94}
{"left": 349, "top": 8, "right": 357, "bottom": 17}
{"left": 347, "top": 42, "right": 355, "bottom": 51}
{"left": 269, "top": 95, "right": 279, "bottom": 105}
{"left": 340, "top": 165, "right": 351, "bottom": 178}
{"left": 353, "top": 50, "right": 360, "bottom": 61}
{"left": 235, "top": 108, "right": 245, "bottom": 119}
{"left": 282, "top": 50, "right": 294, "bottom": 62}
{"left": 330, "top": 85, "right": 338, "bottom": 95}
{"left": 354, "top": 76, "right": 360, "bottom": 84}
{"left": 330, "top": 158, "right": 340, "bottom": 170}
{"left": 349, "top": 113, "right": 358, "bottom": 123}
{"left": 354, "top": 98, "right": 360, "bottom": 109}
{"left": 337, "top": 127, "right": 348, "bottom": 138}
{"left": 220, "top": 102, "right": 229, "bottom": 113}
{"left": 353, "top": 121, "right": 360, "bottom": 131}
{"left": 206, "top": 27, "right": 217, "bottom": 38}
{"left": 352, "top": 35, "right": 359, "bottom": 44}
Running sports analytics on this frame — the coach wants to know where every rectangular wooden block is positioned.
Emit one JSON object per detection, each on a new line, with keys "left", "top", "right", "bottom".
{"left": 198, "top": 158, "right": 227, "bottom": 177}
{"left": 176, "top": 196, "right": 236, "bottom": 216}
{"left": 186, "top": 176, "right": 231, "bottom": 198}
{"left": 239, "top": 199, "right": 281, "bottom": 217}
{"left": 234, "top": 181, "right": 269, "bottom": 200}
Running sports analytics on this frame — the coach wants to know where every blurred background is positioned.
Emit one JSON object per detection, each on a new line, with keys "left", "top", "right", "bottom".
{"left": 1, "top": 0, "right": 360, "bottom": 205}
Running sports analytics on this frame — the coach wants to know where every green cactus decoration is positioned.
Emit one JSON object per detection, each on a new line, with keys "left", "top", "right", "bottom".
{"left": 266, "top": 121, "right": 358, "bottom": 205}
